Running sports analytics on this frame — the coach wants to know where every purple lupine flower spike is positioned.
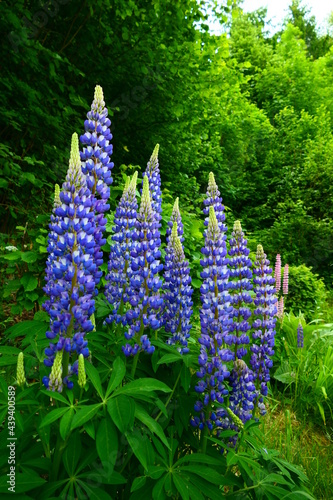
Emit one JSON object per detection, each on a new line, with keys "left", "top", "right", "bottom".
{"left": 203, "top": 172, "right": 227, "bottom": 234}
{"left": 191, "top": 206, "right": 232, "bottom": 432}
{"left": 43, "top": 134, "right": 95, "bottom": 391}
{"left": 283, "top": 264, "right": 289, "bottom": 295}
{"left": 274, "top": 254, "right": 281, "bottom": 293}
{"left": 123, "top": 175, "right": 163, "bottom": 356}
{"left": 105, "top": 172, "right": 138, "bottom": 326}
{"left": 163, "top": 222, "right": 193, "bottom": 353}
{"left": 166, "top": 197, "right": 184, "bottom": 244}
{"left": 80, "top": 85, "right": 114, "bottom": 286}
{"left": 250, "top": 245, "right": 277, "bottom": 416}
{"left": 226, "top": 221, "right": 253, "bottom": 360}
{"left": 142, "top": 144, "right": 161, "bottom": 224}
{"left": 297, "top": 321, "right": 304, "bottom": 348}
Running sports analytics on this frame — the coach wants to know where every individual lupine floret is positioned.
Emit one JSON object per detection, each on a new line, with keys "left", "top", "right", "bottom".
{"left": 283, "top": 264, "right": 289, "bottom": 295}
{"left": 80, "top": 85, "right": 114, "bottom": 286}
{"left": 166, "top": 198, "right": 184, "bottom": 243}
{"left": 78, "top": 353, "right": 87, "bottom": 388}
{"left": 203, "top": 172, "right": 227, "bottom": 234}
{"left": 163, "top": 222, "right": 193, "bottom": 353}
{"left": 43, "top": 133, "right": 95, "bottom": 391}
{"left": 191, "top": 207, "right": 232, "bottom": 431}
{"left": 297, "top": 321, "right": 304, "bottom": 348}
{"left": 122, "top": 176, "right": 163, "bottom": 356}
{"left": 105, "top": 173, "right": 138, "bottom": 325}
{"left": 142, "top": 144, "right": 162, "bottom": 224}
{"left": 250, "top": 245, "right": 277, "bottom": 416}
{"left": 226, "top": 221, "right": 253, "bottom": 360}
{"left": 274, "top": 254, "right": 281, "bottom": 293}
{"left": 16, "top": 352, "right": 26, "bottom": 387}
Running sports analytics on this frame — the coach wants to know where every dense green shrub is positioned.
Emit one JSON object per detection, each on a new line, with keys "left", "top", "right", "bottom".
{"left": 285, "top": 264, "right": 326, "bottom": 320}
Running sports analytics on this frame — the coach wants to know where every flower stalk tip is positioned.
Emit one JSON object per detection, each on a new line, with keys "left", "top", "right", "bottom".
{"left": 16, "top": 352, "right": 26, "bottom": 387}
{"left": 78, "top": 354, "right": 87, "bottom": 388}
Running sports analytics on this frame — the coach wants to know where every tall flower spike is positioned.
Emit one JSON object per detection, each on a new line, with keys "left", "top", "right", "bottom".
{"left": 43, "top": 133, "right": 95, "bottom": 392}
{"left": 16, "top": 352, "right": 26, "bottom": 387}
{"left": 105, "top": 172, "right": 138, "bottom": 326}
{"left": 166, "top": 198, "right": 184, "bottom": 243}
{"left": 78, "top": 353, "right": 87, "bottom": 388}
{"left": 283, "top": 264, "right": 289, "bottom": 295}
{"left": 80, "top": 85, "right": 114, "bottom": 286}
{"left": 163, "top": 221, "right": 193, "bottom": 353}
{"left": 226, "top": 220, "right": 253, "bottom": 360}
{"left": 123, "top": 175, "right": 163, "bottom": 356}
{"left": 142, "top": 144, "right": 161, "bottom": 223}
{"left": 203, "top": 172, "right": 227, "bottom": 234}
{"left": 191, "top": 206, "right": 232, "bottom": 432}
{"left": 277, "top": 297, "right": 284, "bottom": 319}
{"left": 250, "top": 245, "right": 277, "bottom": 416}
{"left": 297, "top": 321, "right": 304, "bottom": 348}
{"left": 274, "top": 254, "right": 281, "bottom": 293}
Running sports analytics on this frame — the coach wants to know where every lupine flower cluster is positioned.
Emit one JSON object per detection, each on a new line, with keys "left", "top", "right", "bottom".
{"left": 105, "top": 173, "right": 138, "bottom": 325}
{"left": 297, "top": 321, "right": 304, "bottom": 348}
{"left": 274, "top": 254, "right": 289, "bottom": 319}
{"left": 43, "top": 134, "right": 95, "bottom": 391}
{"left": 80, "top": 85, "right": 114, "bottom": 287}
{"left": 122, "top": 175, "right": 163, "bottom": 356}
{"left": 42, "top": 89, "right": 279, "bottom": 442}
{"left": 163, "top": 222, "right": 193, "bottom": 353}
{"left": 250, "top": 244, "right": 277, "bottom": 415}
{"left": 190, "top": 206, "right": 232, "bottom": 431}
{"left": 226, "top": 221, "right": 253, "bottom": 360}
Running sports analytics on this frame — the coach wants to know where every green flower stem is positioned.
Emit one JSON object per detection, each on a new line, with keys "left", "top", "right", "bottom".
{"left": 155, "top": 368, "right": 182, "bottom": 422}
{"left": 200, "top": 401, "right": 212, "bottom": 454}
{"left": 51, "top": 433, "right": 70, "bottom": 481}
{"left": 131, "top": 352, "right": 140, "bottom": 379}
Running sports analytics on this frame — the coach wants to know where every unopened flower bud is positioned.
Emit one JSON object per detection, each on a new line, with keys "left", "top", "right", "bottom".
{"left": 16, "top": 352, "right": 26, "bottom": 387}
{"left": 78, "top": 354, "right": 86, "bottom": 388}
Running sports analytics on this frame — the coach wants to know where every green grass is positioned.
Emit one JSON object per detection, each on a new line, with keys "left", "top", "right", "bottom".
{"left": 260, "top": 401, "right": 333, "bottom": 499}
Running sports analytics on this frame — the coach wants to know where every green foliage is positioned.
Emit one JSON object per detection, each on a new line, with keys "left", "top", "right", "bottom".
{"left": 273, "top": 313, "right": 333, "bottom": 426}
{"left": 285, "top": 265, "right": 327, "bottom": 321}
{"left": 0, "top": 318, "right": 315, "bottom": 499}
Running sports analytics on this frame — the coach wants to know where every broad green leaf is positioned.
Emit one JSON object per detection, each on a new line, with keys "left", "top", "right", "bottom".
{"left": 115, "top": 378, "right": 171, "bottom": 396}
{"left": 107, "top": 395, "right": 135, "bottom": 433}
{"left": 173, "top": 474, "right": 190, "bottom": 500}
{"left": 106, "top": 356, "right": 126, "bottom": 397}
{"left": 39, "top": 407, "right": 69, "bottom": 428}
{"left": 85, "top": 361, "right": 104, "bottom": 398}
{"left": 59, "top": 408, "right": 74, "bottom": 440}
{"left": 96, "top": 415, "right": 118, "bottom": 471}
{"left": 75, "top": 480, "right": 113, "bottom": 500}
{"left": 63, "top": 431, "right": 82, "bottom": 475}
{"left": 40, "top": 389, "right": 70, "bottom": 405}
{"left": 21, "top": 251, "right": 38, "bottom": 263}
{"left": 135, "top": 405, "right": 170, "bottom": 449}
{"left": 71, "top": 404, "right": 101, "bottom": 430}
{"left": 126, "top": 430, "right": 150, "bottom": 470}
{"left": 131, "top": 476, "right": 147, "bottom": 492}
{"left": 157, "top": 353, "right": 182, "bottom": 365}
{"left": 180, "top": 465, "right": 223, "bottom": 485}
{"left": 20, "top": 273, "right": 38, "bottom": 292}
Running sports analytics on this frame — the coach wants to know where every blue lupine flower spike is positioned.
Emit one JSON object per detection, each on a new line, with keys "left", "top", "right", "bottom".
{"left": 43, "top": 133, "right": 95, "bottom": 392}
{"left": 122, "top": 175, "right": 163, "bottom": 356}
{"left": 142, "top": 144, "right": 161, "bottom": 223}
{"left": 250, "top": 244, "right": 277, "bottom": 416}
{"left": 163, "top": 221, "right": 193, "bottom": 353}
{"left": 226, "top": 220, "right": 253, "bottom": 360}
{"left": 166, "top": 197, "right": 184, "bottom": 244}
{"left": 191, "top": 206, "right": 232, "bottom": 432}
{"left": 105, "top": 172, "right": 138, "bottom": 326}
{"left": 80, "top": 85, "right": 114, "bottom": 286}
{"left": 297, "top": 321, "right": 304, "bottom": 348}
